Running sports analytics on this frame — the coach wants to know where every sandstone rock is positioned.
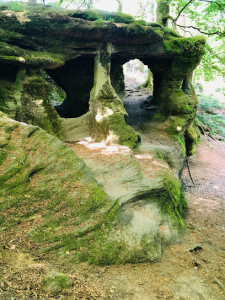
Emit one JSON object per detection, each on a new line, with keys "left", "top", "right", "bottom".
{"left": 0, "top": 2, "right": 205, "bottom": 148}
{"left": 0, "top": 3, "right": 205, "bottom": 265}
{"left": 0, "top": 116, "right": 186, "bottom": 264}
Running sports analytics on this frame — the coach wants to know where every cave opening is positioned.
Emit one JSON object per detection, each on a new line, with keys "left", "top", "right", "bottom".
{"left": 123, "top": 59, "right": 150, "bottom": 90}
{"left": 111, "top": 58, "right": 154, "bottom": 127}
{"left": 46, "top": 56, "right": 94, "bottom": 119}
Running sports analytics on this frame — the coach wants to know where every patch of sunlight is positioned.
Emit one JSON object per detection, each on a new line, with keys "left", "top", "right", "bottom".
{"left": 78, "top": 137, "right": 131, "bottom": 155}
{"left": 135, "top": 154, "right": 153, "bottom": 160}
{"left": 105, "top": 130, "right": 118, "bottom": 144}
{"left": 95, "top": 108, "right": 114, "bottom": 123}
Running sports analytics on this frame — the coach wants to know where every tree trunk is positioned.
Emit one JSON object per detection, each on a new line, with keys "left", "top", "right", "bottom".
{"left": 87, "top": 0, "right": 94, "bottom": 9}
{"left": 116, "top": 0, "right": 123, "bottom": 13}
{"left": 156, "top": 0, "right": 170, "bottom": 27}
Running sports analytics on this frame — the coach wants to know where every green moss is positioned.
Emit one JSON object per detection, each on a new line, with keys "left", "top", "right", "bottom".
{"left": 67, "top": 9, "right": 135, "bottom": 23}
{"left": 42, "top": 271, "right": 72, "bottom": 294}
{"left": 0, "top": 116, "right": 188, "bottom": 265}
{"left": 0, "top": 40, "right": 65, "bottom": 68}
{"left": 164, "top": 36, "right": 206, "bottom": 57}
{"left": 163, "top": 27, "right": 181, "bottom": 38}
{"left": 156, "top": 174, "right": 187, "bottom": 230}
{"left": 184, "top": 122, "right": 201, "bottom": 156}
{"left": 125, "top": 22, "right": 147, "bottom": 35}
{"left": 42, "top": 98, "right": 62, "bottom": 138}
{"left": 0, "top": 117, "right": 125, "bottom": 265}
{"left": 91, "top": 105, "right": 140, "bottom": 149}
{"left": 0, "top": 150, "right": 7, "bottom": 164}
{"left": 17, "top": 74, "right": 63, "bottom": 137}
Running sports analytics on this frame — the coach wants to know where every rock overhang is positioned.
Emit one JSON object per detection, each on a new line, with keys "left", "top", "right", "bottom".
{"left": 0, "top": 2, "right": 205, "bottom": 68}
{"left": 0, "top": 1, "right": 206, "bottom": 149}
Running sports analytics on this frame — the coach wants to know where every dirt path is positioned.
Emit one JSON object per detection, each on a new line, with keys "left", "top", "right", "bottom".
{"left": 1, "top": 88, "right": 225, "bottom": 299}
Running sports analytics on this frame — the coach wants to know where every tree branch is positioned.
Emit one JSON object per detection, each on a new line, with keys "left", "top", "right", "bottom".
{"left": 176, "top": 23, "right": 225, "bottom": 36}
{"left": 175, "top": 0, "right": 195, "bottom": 22}
{"left": 202, "top": 56, "right": 225, "bottom": 77}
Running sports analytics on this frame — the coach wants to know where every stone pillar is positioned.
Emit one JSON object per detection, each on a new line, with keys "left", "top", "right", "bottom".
{"left": 110, "top": 60, "right": 125, "bottom": 95}
{"left": 147, "top": 56, "right": 198, "bottom": 139}
{"left": 89, "top": 44, "right": 139, "bottom": 148}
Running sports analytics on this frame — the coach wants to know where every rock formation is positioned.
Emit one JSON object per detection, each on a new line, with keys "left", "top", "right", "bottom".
{"left": 0, "top": 2, "right": 205, "bottom": 264}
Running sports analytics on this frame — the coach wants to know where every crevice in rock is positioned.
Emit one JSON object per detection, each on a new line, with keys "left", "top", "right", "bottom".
{"left": 0, "top": 63, "right": 19, "bottom": 82}
{"left": 28, "top": 167, "right": 44, "bottom": 179}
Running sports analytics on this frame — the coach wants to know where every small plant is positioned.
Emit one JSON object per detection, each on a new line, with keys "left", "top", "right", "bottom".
{"left": 197, "top": 94, "right": 225, "bottom": 140}
{"left": 198, "top": 94, "right": 224, "bottom": 113}
{"left": 42, "top": 271, "right": 73, "bottom": 294}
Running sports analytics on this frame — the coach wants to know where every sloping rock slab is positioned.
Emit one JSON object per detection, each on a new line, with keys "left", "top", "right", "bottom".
{"left": 69, "top": 138, "right": 187, "bottom": 263}
{"left": 0, "top": 115, "right": 186, "bottom": 265}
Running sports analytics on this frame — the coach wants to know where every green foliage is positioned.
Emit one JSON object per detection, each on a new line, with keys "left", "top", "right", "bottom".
{"left": 197, "top": 41, "right": 225, "bottom": 80}
{"left": 197, "top": 94, "right": 225, "bottom": 139}
{"left": 0, "top": 2, "right": 24, "bottom": 12}
{"left": 198, "top": 94, "right": 224, "bottom": 112}
{"left": 197, "top": 113, "right": 225, "bottom": 140}
{"left": 168, "top": 0, "right": 225, "bottom": 80}
{"left": 169, "top": 0, "right": 225, "bottom": 36}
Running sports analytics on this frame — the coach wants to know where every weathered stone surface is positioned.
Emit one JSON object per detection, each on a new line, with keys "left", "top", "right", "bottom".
{"left": 0, "top": 3, "right": 205, "bottom": 265}
{"left": 0, "top": 115, "right": 186, "bottom": 264}
{"left": 89, "top": 43, "right": 139, "bottom": 148}
{"left": 0, "top": 2, "right": 205, "bottom": 148}
{"left": 70, "top": 139, "right": 186, "bottom": 263}
{"left": 0, "top": 66, "right": 62, "bottom": 137}
{"left": 61, "top": 112, "right": 91, "bottom": 142}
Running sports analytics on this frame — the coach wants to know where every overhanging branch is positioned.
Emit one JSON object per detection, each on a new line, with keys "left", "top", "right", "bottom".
{"left": 176, "top": 24, "right": 225, "bottom": 36}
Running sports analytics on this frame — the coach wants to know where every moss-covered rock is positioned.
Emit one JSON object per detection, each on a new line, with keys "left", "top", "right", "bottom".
{"left": 0, "top": 2, "right": 206, "bottom": 265}
{"left": 0, "top": 116, "right": 118, "bottom": 262}
{"left": 42, "top": 271, "right": 73, "bottom": 294}
{"left": 67, "top": 9, "right": 135, "bottom": 23}
{"left": 0, "top": 2, "right": 205, "bottom": 152}
{"left": 110, "top": 60, "right": 125, "bottom": 95}
{"left": 0, "top": 116, "right": 187, "bottom": 265}
{"left": 89, "top": 44, "right": 139, "bottom": 148}
{"left": 0, "top": 67, "right": 62, "bottom": 137}
{"left": 185, "top": 121, "right": 201, "bottom": 156}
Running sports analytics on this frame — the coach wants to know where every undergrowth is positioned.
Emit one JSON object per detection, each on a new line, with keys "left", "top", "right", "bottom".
{"left": 197, "top": 94, "right": 225, "bottom": 140}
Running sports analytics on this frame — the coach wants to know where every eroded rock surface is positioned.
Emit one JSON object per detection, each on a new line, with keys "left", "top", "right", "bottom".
{"left": 0, "top": 3, "right": 205, "bottom": 264}
{"left": 0, "top": 2, "right": 205, "bottom": 148}
{"left": 0, "top": 114, "right": 186, "bottom": 264}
